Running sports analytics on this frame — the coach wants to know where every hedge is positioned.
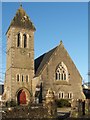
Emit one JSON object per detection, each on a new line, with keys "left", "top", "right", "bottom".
{"left": 56, "top": 99, "right": 71, "bottom": 107}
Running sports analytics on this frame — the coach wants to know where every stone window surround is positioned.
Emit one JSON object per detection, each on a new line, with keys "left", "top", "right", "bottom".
{"left": 22, "top": 75, "right": 24, "bottom": 82}
{"left": 68, "top": 92, "right": 73, "bottom": 99}
{"left": 16, "top": 32, "right": 29, "bottom": 48}
{"left": 55, "top": 62, "right": 68, "bottom": 81}
{"left": 58, "top": 92, "right": 73, "bottom": 99}
{"left": 26, "top": 75, "right": 29, "bottom": 82}
{"left": 17, "top": 33, "right": 20, "bottom": 47}
{"left": 58, "top": 91, "right": 64, "bottom": 99}
{"left": 16, "top": 74, "right": 20, "bottom": 82}
{"left": 16, "top": 74, "right": 29, "bottom": 82}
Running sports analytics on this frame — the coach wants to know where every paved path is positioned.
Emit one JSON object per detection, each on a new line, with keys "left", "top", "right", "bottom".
{"left": 57, "top": 107, "right": 71, "bottom": 119}
{"left": 57, "top": 107, "right": 71, "bottom": 112}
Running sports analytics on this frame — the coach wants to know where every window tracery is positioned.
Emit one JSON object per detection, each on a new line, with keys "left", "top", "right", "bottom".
{"left": 55, "top": 62, "right": 68, "bottom": 81}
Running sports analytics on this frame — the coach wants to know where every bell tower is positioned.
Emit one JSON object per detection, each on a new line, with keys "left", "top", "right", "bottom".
{"left": 4, "top": 5, "right": 36, "bottom": 104}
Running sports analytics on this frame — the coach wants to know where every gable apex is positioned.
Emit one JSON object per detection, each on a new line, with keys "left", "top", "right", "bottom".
{"left": 35, "top": 41, "right": 82, "bottom": 80}
{"left": 35, "top": 42, "right": 65, "bottom": 77}
{"left": 60, "top": 40, "right": 63, "bottom": 45}
{"left": 57, "top": 42, "right": 82, "bottom": 80}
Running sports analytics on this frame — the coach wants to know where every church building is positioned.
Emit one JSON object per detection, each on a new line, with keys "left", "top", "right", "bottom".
{"left": 3, "top": 5, "right": 85, "bottom": 105}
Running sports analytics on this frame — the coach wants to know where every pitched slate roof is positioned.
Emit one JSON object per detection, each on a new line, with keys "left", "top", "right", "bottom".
{"left": 35, "top": 46, "right": 57, "bottom": 76}
{"left": 6, "top": 5, "right": 36, "bottom": 34}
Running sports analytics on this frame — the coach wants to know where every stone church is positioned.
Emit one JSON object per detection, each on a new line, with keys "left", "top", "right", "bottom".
{"left": 3, "top": 5, "right": 85, "bottom": 105}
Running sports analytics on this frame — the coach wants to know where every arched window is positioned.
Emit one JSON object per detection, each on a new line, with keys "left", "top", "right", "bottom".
{"left": 23, "top": 34, "right": 27, "bottom": 48}
{"left": 17, "top": 33, "right": 20, "bottom": 47}
{"left": 64, "top": 74, "right": 66, "bottom": 80}
{"left": 58, "top": 92, "right": 64, "bottom": 99}
{"left": 26, "top": 75, "right": 29, "bottom": 82}
{"left": 22, "top": 75, "right": 24, "bottom": 82}
{"left": 55, "top": 62, "right": 68, "bottom": 81}
{"left": 56, "top": 72, "right": 58, "bottom": 80}
{"left": 68, "top": 92, "right": 73, "bottom": 99}
{"left": 16, "top": 74, "right": 20, "bottom": 82}
{"left": 59, "top": 73, "right": 60, "bottom": 80}
{"left": 61, "top": 74, "right": 63, "bottom": 80}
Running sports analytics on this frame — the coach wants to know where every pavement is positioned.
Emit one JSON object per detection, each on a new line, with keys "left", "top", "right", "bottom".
{"left": 57, "top": 107, "right": 71, "bottom": 119}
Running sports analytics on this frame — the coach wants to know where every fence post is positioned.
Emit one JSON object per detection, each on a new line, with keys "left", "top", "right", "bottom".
{"left": 82, "top": 100, "right": 85, "bottom": 115}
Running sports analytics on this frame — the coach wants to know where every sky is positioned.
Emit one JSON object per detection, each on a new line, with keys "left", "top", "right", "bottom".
{"left": 0, "top": 2, "right": 2, "bottom": 84}
{"left": 1, "top": 2, "right": 88, "bottom": 84}
{"left": 1, "top": 0, "right": 89, "bottom": 2}
{"left": 88, "top": 2, "right": 90, "bottom": 83}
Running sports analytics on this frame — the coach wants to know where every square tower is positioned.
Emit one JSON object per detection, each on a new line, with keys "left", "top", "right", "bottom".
{"left": 4, "top": 5, "right": 36, "bottom": 104}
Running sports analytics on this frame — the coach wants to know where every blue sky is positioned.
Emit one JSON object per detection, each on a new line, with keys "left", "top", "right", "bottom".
{"left": 88, "top": 2, "right": 90, "bottom": 83}
{"left": 0, "top": 2, "right": 2, "bottom": 84}
{"left": 1, "top": 2, "right": 88, "bottom": 84}
{"left": 1, "top": 0, "right": 90, "bottom": 2}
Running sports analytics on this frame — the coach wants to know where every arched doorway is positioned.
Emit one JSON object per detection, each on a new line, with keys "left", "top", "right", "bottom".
{"left": 17, "top": 90, "right": 26, "bottom": 105}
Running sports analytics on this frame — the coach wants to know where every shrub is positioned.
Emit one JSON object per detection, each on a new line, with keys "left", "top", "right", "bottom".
{"left": 56, "top": 99, "right": 71, "bottom": 107}
{"left": 6, "top": 100, "right": 17, "bottom": 107}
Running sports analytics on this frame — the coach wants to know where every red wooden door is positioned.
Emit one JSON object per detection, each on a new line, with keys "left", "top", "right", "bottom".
{"left": 19, "top": 90, "right": 26, "bottom": 104}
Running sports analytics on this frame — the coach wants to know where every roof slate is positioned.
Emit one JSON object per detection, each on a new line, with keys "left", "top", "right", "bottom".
{"left": 35, "top": 46, "right": 57, "bottom": 76}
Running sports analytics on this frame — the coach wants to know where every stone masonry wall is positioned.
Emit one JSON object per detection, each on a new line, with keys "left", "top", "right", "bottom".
{"left": 39, "top": 43, "right": 85, "bottom": 100}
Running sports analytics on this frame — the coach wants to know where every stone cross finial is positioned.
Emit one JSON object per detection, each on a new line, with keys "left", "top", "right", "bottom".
{"left": 20, "top": 3, "right": 22, "bottom": 7}
{"left": 60, "top": 40, "right": 63, "bottom": 44}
